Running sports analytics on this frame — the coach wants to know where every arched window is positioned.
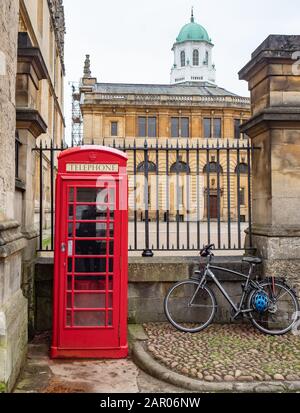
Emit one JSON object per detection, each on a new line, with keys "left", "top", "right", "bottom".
{"left": 137, "top": 161, "right": 157, "bottom": 173}
{"left": 203, "top": 162, "right": 223, "bottom": 174}
{"left": 193, "top": 49, "right": 199, "bottom": 66}
{"left": 235, "top": 163, "right": 248, "bottom": 174}
{"left": 204, "top": 50, "right": 209, "bottom": 65}
{"left": 180, "top": 51, "right": 186, "bottom": 67}
{"left": 170, "top": 161, "right": 190, "bottom": 174}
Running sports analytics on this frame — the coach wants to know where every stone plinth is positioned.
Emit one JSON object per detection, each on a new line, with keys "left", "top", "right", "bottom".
{"left": 239, "top": 35, "right": 300, "bottom": 293}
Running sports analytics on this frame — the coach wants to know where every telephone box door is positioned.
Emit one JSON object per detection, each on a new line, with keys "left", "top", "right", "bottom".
{"left": 58, "top": 179, "right": 121, "bottom": 352}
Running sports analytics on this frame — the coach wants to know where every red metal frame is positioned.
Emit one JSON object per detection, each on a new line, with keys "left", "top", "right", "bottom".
{"left": 51, "top": 147, "right": 128, "bottom": 359}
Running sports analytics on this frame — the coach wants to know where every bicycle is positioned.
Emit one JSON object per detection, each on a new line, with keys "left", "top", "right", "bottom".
{"left": 164, "top": 244, "right": 300, "bottom": 335}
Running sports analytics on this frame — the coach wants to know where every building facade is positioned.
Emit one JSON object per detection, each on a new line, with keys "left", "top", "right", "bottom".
{"left": 0, "top": 0, "right": 65, "bottom": 392}
{"left": 79, "top": 13, "right": 251, "bottom": 224}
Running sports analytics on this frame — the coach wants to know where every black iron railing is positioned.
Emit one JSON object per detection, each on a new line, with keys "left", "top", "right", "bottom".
{"left": 33, "top": 139, "right": 255, "bottom": 255}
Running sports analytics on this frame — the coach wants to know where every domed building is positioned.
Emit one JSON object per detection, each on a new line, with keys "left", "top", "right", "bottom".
{"left": 171, "top": 9, "right": 216, "bottom": 84}
{"left": 79, "top": 10, "right": 251, "bottom": 232}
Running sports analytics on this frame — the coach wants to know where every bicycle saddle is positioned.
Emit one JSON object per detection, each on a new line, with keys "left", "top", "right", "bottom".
{"left": 242, "top": 257, "right": 262, "bottom": 265}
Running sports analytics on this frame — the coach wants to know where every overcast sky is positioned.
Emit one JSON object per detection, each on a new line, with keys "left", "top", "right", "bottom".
{"left": 63, "top": 0, "right": 300, "bottom": 141}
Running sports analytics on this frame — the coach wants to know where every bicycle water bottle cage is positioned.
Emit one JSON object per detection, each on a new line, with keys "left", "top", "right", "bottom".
{"left": 252, "top": 291, "right": 269, "bottom": 313}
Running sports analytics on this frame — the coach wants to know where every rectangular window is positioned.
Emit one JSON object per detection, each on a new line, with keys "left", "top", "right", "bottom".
{"left": 138, "top": 117, "right": 147, "bottom": 137}
{"left": 111, "top": 121, "right": 118, "bottom": 137}
{"left": 213, "top": 118, "right": 222, "bottom": 139}
{"left": 234, "top": 119, "right": 241, "bottom": 140}
{"left": 181, "top": 118, "right": 189, "bottom": 138}
{"left": 171, "top": 117, "right": 180, "bottom": 138}
{"left": 239, "top": 188, "right": 245, "bottom": 205}
{"left": 138, "top": 117, "right": 157, "bottom": 137}
{"left": 204, "top": 118, "right": 212, "bottom": 138}
{"left": 171, "top": 117, "right": 189, "bottom": 138}
{"left": 148, "top": 117, "right": 157, "bottom": 138}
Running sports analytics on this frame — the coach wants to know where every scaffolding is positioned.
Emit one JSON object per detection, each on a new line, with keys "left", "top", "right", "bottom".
{"left": 70, "top": 81, "right": 83, "bottom": 146}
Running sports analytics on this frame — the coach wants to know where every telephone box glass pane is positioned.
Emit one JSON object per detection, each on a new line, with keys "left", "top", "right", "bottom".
{"left": 74, "top": 293, "right": 106, "bottom": 309}
{"left": 75, "top": 206, "right": 114, "bottom": 221}
{"left": 75, "top": 240, "right": 108, "bottom": 255}
{"left": 74, "top": 311, "right": 105, "bottom": 327}
{"left": 66, "top": 311, "right": 72, "bottom": 327}
{"left": 108, "top": 311, "right": 113, "bottom": 327}
{"left": 68, "top": 205, "right": 74, "bottom": 219}
{"left": 73, "top": 276, "right": 106, "bottom": 291}
{"left": 68, "top": 258, "right": 73, "bottom": 272}
{"left": 75, "top": 223, "right": 114, "bottom": 238}
{"left": 77, "top": 188, "right": 109, "bottom": 203}
{"left": 67, "top": 293, "right": 72, "bottom": 309}
{"left": 108, "top": 293, "right": 113, "bottom": 308}
{"left": 108, "top": 276, "right": 113, "bottom": 290}
{"left": 74, "top": 258, "right": 107, "bottom": 273}
{"left": 68, "top": 224, "right": 73, "bottom": 237}
{"left": 69, "top": 188, "right": 74, "bottom": 202}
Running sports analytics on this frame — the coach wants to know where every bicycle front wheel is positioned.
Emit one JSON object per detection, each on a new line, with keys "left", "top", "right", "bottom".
{"left": 164, "top": 280, "right": 217, "bottom": 333}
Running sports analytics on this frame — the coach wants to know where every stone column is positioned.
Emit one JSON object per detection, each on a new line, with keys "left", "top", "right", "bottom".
{"left": 239, "top": 35, "right": 300, "bottom": 293}
{"left": 0, "top": 0, "right": 28, "bottom": 393}
{"left": 16, "top": 32, "right": 48, "bottom": 336}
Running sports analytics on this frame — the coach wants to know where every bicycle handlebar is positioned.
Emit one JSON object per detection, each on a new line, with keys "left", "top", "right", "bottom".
{"left": 200, "top": 244, "right": 215, "bottom": 258}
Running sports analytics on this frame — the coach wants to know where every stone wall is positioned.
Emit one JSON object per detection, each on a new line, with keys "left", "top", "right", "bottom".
{"left": 34, "top": 256, "right": 261, "bottom": 331}
{"left": 239, "top": 35, "right": 300, "bottom": 295}
{"left": 0, "top": 0, "right": 28, "bottom": 393}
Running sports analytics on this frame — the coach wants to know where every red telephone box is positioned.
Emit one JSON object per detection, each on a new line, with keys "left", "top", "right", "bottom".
{"left": 51, "top": 146, "right": 128, "bottom": 359}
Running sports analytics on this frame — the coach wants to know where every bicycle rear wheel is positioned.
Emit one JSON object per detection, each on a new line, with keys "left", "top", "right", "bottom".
{"left": 164, "top": 280, "right": 217, "bottom": 333}
{"left": 248, "top": 279, "right": 300, "bottom": 335}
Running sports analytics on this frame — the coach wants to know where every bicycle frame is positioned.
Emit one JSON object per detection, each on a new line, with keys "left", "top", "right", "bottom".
{"left": 199, "top": 259, "right": 261, "bottom": 317}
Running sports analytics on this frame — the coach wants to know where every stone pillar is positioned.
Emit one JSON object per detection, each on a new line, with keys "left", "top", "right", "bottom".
{"left": 0, "top": 0, "right": 28, "bottom": 393}
{"left": 16, "top": 32, "right": 47, "bottom": 337}
{"left": 239, "top": 35, "right": 300, "bottom": 293}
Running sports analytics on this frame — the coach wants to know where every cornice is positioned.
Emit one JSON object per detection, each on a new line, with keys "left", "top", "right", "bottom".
{"left": 82, "top": 94, "right": 250, "bottom": 110}
{"left": 16, "top": 109, "right": 48, "bottom": 138}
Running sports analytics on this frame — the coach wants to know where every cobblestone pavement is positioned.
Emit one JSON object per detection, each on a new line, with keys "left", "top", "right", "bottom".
{"left": 144, "top": 323, "right": 300, "bottom": 383}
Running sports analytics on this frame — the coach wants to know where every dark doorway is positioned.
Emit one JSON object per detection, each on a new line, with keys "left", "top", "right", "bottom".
{"left": 209, "top": 195, "right": 218, "bottom": 219}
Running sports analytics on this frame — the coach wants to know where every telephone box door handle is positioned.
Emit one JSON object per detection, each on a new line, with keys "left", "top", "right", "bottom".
{"left": 61, "top": 243, "right": 66, "bottom": 253}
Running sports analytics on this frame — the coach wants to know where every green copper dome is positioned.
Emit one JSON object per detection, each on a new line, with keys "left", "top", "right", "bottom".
{"left": 176, "top": 11, "right": 211, "bottom": 44}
